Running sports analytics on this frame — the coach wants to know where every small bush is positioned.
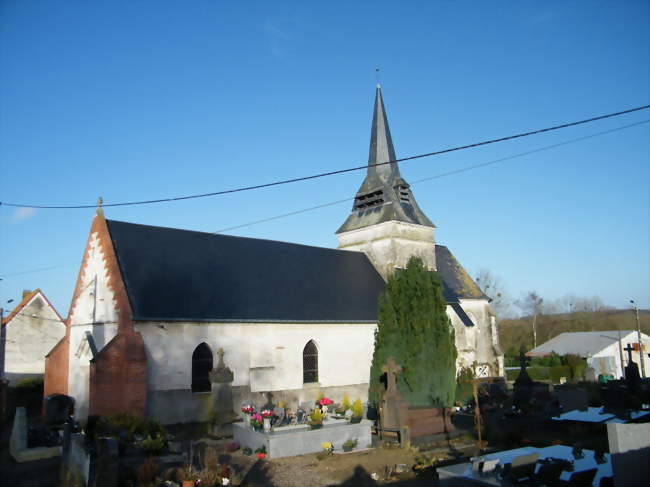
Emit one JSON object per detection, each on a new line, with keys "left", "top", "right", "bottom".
{"left": 550, "top": 365, "right": 572, "bottom": 384}
{"left": 455, "top": 367, "right": 475, "bottom": 405}
{"left": 14, "top": 377, "right": 44, "bottom": 390}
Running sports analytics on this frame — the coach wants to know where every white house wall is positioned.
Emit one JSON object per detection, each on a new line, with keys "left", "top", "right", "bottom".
{"left": 4, "top": 294, "right": 65, "bottom": 383}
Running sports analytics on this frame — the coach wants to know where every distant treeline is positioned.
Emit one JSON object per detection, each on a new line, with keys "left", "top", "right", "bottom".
{"left": 498, "top": 309, "right": 650, "bottom": 356}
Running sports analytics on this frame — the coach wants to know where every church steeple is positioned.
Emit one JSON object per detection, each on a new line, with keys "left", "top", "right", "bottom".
{"left": 336, "top": 85, "right": 434, "bottom": 234}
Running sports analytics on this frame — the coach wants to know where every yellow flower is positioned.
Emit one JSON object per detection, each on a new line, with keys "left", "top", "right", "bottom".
{"left": 321, "top": 442, "right": 332, "bottom": 450}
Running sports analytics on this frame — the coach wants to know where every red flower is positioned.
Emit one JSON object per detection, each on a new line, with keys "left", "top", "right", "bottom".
{"left": 261, "top": 409, "right": 273, "bottom": 418}
{"left": 319, "top": 397, "right": 333, "bottom": 406}
{"left": 256, "top": 452, "right": 266, "bottom": 460}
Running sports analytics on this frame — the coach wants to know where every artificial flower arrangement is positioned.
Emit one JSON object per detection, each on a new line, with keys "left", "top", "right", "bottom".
{"left": 317, "top": 396, "right": 334, "bottom": 414}
{"left": 318, "top": 397, "right": 333, "bottom": 407}
{"left": 351, "top": 399, "right": 364, "bottom": 423}
{"left": 241, "top": 405, "right": 255, "bottom": 415}
{"left": 308, "top": 407, "right": 324, "bottom": 429}
{"left": 250, "top": 413, "right": 264, "bottom": 430}
{"left": 260, "top": 409, "right": 273, "bottom": 418}
{"left": 321, "top": 441, "right": 334, "bottom": 454}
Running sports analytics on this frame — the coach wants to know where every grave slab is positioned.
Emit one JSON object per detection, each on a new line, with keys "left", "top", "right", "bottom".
{"left": 233, "top": 419, "right": 372, "bottom": 459}
{"left": 10, "top": 407, "right": 62, "bottom": 462}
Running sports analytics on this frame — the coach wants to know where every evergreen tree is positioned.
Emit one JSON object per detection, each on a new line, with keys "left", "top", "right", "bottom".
{"left": 369, "top": 256, "right": 457, "bottom": 407}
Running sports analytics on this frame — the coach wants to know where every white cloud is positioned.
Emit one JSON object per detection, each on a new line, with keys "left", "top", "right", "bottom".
{"left": 12, "top": 207, "right": 37, "bottom": 222}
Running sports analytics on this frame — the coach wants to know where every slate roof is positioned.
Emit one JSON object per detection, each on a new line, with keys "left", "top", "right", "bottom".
{"left": 337, "top": 86, "right": 434, "bottom": 233}
{"left": 105, "top": 220, "right": 487, "bottom": 323}
{"left": 526, "top": 330, "right": 647, "bottom": 357}
{"left": 106, "top": 220, "right": 386, "bottom": 323}
{"left": 435, "top": 245, "right": 488, "bottom": 302}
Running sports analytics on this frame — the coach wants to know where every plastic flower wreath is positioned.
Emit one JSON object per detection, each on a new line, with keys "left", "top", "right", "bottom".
{"left": 261, "top": 409, "right": 273, "bottom": 418}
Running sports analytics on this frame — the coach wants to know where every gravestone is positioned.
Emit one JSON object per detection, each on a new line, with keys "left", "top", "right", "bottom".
{"left": 209, "top": 348, "right": 235, "bottom": 432}
{"left": 554, "top": 384, "right": 588, "bottom": 413}
{"left": 44, "top": 394, "right": 75, "bottom": 425}
{"left": 379, "top": 357, "right": 409, "bottom": 435}
{"left": 607, "top": 423, "right": 650, "bottom": 487}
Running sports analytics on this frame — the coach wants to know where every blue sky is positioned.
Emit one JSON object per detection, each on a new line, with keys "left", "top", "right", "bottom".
{"left": 1, "top": 1, "right": 648, "bottom": 316}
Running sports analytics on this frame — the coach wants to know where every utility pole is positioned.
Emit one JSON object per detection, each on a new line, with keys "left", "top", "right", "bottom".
{"left": 617, "top": 325, "right": 626, "bottom": 379}
{"left": 631, "top": 300, "right": 645, "bottom": 378}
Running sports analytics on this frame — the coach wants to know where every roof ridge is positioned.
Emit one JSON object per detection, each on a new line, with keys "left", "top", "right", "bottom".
{"left": 106, "top": 219, "right": 362, "bottom": 255}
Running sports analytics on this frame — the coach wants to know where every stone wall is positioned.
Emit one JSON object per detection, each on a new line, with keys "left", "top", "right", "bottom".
{"left": 135, "top": 320, "right": 375, "bottom": 394}
{"left": 337, "top": 220, "right": 437, "bottom": 280}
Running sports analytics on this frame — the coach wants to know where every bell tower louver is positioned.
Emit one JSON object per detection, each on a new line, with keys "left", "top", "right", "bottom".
{"left": 336, "top": 86, "right": 437, "bottom": 279}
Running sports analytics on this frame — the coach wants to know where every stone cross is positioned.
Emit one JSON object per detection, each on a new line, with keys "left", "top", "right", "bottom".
{"left": 382, "top": 356, "right": 402, "bottom": 394}
{"left": 624, "top": 343, "right": 635, "bottom": 364}
{"left": 217, "top": 347, "right": 225, "bottom": 367}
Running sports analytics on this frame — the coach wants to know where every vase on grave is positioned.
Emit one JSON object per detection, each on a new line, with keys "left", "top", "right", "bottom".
{"left": 263, "top": 417, "right": 271, "bottom": 432}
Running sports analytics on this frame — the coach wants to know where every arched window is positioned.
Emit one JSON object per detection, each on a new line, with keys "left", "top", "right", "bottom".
{"left": 303, "top": 340, "right": 318, "bottom": 384}
{"left": 192, "top": 342, "right": 213, "bottom": 393}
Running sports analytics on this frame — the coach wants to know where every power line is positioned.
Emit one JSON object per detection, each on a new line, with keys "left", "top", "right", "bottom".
{"left": 2, "top": 104, "right": 648, "bottom": 210}
{"left": 1, "top": 117, "right": 648, "bottom": 280}
{"left": 214, "top": 118, "right": 650, "bottom": 233}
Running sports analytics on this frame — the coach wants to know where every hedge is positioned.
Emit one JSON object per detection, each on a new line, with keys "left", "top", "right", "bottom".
{"left": 550, "top": 365, "right": 572, "bottom": 383}
{"left": 506, "top": 367, "right": 550, "bottom": 381}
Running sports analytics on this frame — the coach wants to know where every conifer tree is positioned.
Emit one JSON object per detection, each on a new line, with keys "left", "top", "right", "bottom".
{"left": 369, "top": 256, "right": 457, "bottom": 407}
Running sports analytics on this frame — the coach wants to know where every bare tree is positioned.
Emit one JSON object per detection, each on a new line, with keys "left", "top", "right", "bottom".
{"left": 474, "top": 269, "right": 513, "bottom": 320}
{"left": 516, "top": 291, "right": 544, "bottom": 348}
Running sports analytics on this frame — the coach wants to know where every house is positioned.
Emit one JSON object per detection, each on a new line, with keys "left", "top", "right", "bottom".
{"left": 1, "top": 289, "right": 65, "bottom": 383}
{"left": 526, "top": 330, "right": 650, "bottom": 380}
{"left": 44, "top": 86, "right": 504, "bottom": 423}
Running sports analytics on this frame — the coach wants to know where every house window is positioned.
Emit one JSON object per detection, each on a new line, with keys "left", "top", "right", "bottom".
{"left": 192, "top": 342, "right": 213, "bottom": 393}
{"left": 303, "top": 340, "right": 318, "bottom": 384}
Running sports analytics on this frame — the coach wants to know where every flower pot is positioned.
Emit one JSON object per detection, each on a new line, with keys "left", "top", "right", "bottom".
{"left": 309, "top": 423, "right": 323, "bottom": 430}
{"left": 182, "top": 481, "right": 196, "bottom": 487}
{"left": 350, "top": 416, "right": 362, "bottom": 424}
{"left": 263, "top": 417, "right": 271, "bottom": 432}
{"left": 243, "top": 414, "right": 251, "bottom": 427}
{"left": 343, "top": 446, "right": 353, "bottom": 452}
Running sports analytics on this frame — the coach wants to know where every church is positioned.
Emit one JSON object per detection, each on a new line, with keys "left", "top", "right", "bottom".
{"left": 44, "top": 86, "right": 504, "bottom": 424}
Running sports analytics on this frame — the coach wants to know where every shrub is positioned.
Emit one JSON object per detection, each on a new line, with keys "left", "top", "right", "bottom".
{"left": 550, "top": 365, "right": 572, "bottom": 384}
{"left": 140, "top": 434, "right": 165, "bottom": 456}
{"left": 14, "top": 377, "right": 44, "bottom": 390}
{"left": 455, "top": 367, "right": 475, "bottom": 405}
{"left": 369, "top": 257, "right": 457, "bottom": 407}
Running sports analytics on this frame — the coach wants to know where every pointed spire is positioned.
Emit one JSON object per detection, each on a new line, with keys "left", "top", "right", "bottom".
{"left": 336, "top": 86, "right": 434, "bottom": 234}
{"left": 367, "top": 86, "right": 401, "bottom": 186}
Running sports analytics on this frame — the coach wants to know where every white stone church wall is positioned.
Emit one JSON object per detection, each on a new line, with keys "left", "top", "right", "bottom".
{"left": 448, "top": 299, "right": 502, "bottom": 378}
{"left": 67, "top": 231, "right": 120, "bottom": 420}
{"left": 135, "top": 321, "right": 376, "bottom": 424}
{"left": 337, "top": 221, "right": 437, "bottom": 279}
